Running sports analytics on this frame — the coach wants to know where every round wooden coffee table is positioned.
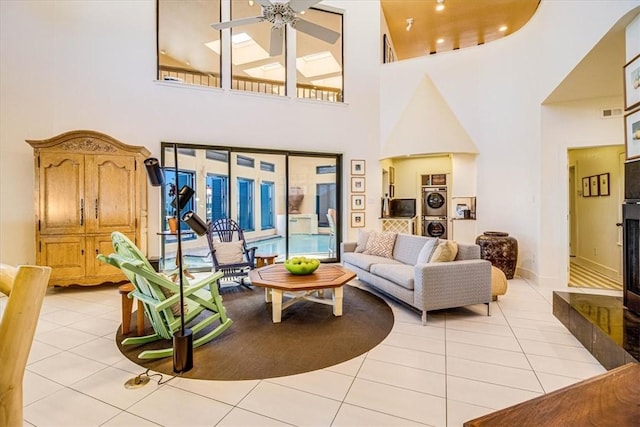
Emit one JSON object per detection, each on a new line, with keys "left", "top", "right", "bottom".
{"left": 248, "top": 263, "right": 356, "bottom": 323}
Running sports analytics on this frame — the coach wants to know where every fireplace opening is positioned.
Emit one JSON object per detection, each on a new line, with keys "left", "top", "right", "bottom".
{"left": 623, "top": 203, "right": 640, "bottom": 315}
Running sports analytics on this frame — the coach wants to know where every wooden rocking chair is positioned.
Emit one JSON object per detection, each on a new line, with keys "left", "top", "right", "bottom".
{"left": 206, "top": 218, "right": 257, "bottom": 290}
{"left": 98, "top": 232, "right": 232, "bottom": 359}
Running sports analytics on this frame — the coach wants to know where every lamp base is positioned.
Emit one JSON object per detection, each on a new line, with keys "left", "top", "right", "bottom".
{"left": 173, "top": 329, "right": 193, "bottom": 373}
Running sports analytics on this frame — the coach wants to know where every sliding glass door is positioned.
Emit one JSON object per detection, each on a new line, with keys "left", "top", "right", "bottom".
{"left": 160, "top": 143, "right": 341, "bottom": 270}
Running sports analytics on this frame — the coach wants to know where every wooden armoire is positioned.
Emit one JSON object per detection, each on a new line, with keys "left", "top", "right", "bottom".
{"left": 27, "top": 130, "right": 150, "bottom": 286}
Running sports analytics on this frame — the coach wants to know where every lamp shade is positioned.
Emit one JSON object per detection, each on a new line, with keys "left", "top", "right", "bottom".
{"left": 182, "top": 211, "right": 208, "bottom": 236}
{"left": 144, "top": 158, "right": 165, "bottom": 187}
{"left": 171, "top": 185, "right": 195, "bottom": 211}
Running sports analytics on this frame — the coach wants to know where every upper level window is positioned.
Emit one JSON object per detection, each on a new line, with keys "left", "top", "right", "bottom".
{"left": 236, "top": 155, "right": 255, "bottom": 168}
{"left": 316, "top": 165, "right": 336, "bottom": 174}
{"left": 157, "top": 1, "right": 343, "bottom": 103}
{"left": 157, "top": 0, "right": 221, "bottom": 88}
{"left": 231, "top": 1, "right": 286, "bottom": 96}
{"left": 260, "top": 161, "right": 275, "bottom": 172}
{"left": 295, "top": 8, "right": 343, "bottom": 102}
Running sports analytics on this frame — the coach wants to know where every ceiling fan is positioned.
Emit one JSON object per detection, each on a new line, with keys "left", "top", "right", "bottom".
{"left": 211, "top": 0, "right": 340, "bottom": 57}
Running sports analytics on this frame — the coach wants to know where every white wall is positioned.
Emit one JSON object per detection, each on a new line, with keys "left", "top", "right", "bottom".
{"left": 380, "top": 0, "right": 639, "bottom": 284}
{"left": 541, "top": 96, "right": 626, "bottom": 285}
{"left": 0, "top": 0, "right": 381, "bottom": 263}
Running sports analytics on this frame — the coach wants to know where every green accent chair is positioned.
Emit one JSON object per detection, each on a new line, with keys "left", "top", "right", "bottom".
{"left": 98, "top": 232, "right": 232, "bottom": 359}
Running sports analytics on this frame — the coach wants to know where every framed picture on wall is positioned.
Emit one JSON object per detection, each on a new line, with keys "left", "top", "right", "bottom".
{"left": 351, "top": 194, "right": 365, "bottom": 210}
{"left": 599, "top": 173, "right": 610, "bottom": 196}
{"left": 351, "top": 177, "right": 365, "bottom": 193}
{"left": 389, "top": 166, "right": 395, "bottom": 184}
{"left": 351, "top": 212, "right": 365, "bottom": 228}
{"left": 625, "top": 108, "right": 640, "bottom": 160}
{"left": 624, "top": 54, "right": 640, "bottom": 111}
{"left": 582, "top": 177, "right": 591, "bottom": 197}
{"left": 590, "top": 175, "right": 599, "bottom": 197}
{"left": 351, "top": 160, "right": 365, "bottom": 175}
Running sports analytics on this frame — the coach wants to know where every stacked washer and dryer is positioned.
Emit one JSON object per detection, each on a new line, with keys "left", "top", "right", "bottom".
{"left": 421, "top": 182, "right": 448, "bottom": 239}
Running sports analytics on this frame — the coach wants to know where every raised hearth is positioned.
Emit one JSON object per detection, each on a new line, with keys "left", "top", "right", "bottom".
{"left": 553, "top": 291, "right": 640, "bottom": 370}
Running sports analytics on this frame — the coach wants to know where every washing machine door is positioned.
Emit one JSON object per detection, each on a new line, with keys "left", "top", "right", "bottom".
{"left": 422, "top": 187, "right": 447, "bottom": 217}
{"left": 426, "top": 221, "right": 447, "bottom": 238}
{"left": 427, "top": 192, "right": 445, "bottom": 209}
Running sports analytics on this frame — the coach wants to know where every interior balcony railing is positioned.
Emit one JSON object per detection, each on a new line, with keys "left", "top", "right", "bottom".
{"left": 159, "top": 66, "right": 342, "bottom": 103}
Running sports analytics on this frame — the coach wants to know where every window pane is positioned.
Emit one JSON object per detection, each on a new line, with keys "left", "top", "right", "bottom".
{"left": 207, "top": 174, "right": 228, "bottom": 222}
{"left": 237, "top": 178, "right": 255, "bottom": 231}
{"left": 158, "top": 0, "right": 221, "bottom": 88}
{"left": 261, "top": 181, "right": 275, "bottom": 230}
{"left": 231, "top": 1, "right": 285, "bottom": 96}
{"left": 296, "top": 8, "right": 343, "bottom": 102}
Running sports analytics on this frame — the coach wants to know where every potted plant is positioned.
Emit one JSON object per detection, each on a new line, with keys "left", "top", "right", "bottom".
{"left": 167, "top": 183, "right": 178, "bottom": 232}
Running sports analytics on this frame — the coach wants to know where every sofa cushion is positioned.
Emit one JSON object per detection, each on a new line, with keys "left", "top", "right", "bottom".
{"left": 370, "top": 263, "right": 415, "bottom": 290}
{"left": 416, "top": 237, "right": 439, "bottom": 263}
{"left": 430, "top": 240, "right": 458, "bottom": 262}
{"left": 355, "top": 230, "right": 370, "bottom": 253}
{"left": 363, "top": 231, "right": 397, "bottom": 258}
{"left": 343, "top": 252, "right": 401, "bottom": 272}
{"left": 392, "top": 234, "right": 431, "bottom": 265}
{"left": 455, "top": 243, "right": 480, "bottom": 260}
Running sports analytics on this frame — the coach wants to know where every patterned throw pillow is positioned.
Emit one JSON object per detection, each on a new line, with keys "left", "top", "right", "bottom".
{"left": 429, "top": 240, "right": 459, "bottom": 262}
{"left": 214, "top": 241, "right": 244, "bottom": 264}
{"left": 363, "top": 231, "right": 397, "bottom": 258}
{"left": 158, "top": 273, "right": 189, "bottom": 316}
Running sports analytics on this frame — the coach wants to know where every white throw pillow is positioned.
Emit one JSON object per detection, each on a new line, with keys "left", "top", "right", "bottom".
{"left": 363, "top": 231, "right": 397, "bottom": 258}
{"left": 355, "top": 230, "right": 370, "bottom": 253}
{"left": 416, "top": 238, "right": 439, "bottom": 263}
{"left": 214, "top": 240, "right": 244, "bottom": 264}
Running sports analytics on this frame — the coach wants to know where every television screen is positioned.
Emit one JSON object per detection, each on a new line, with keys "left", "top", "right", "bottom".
{"left": 390, "top": 199, "right": 416, "bottom": 217}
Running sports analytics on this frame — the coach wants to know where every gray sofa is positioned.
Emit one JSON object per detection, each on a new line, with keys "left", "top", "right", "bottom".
{"left": 341, "top": 233, "right": 492, "bottom": 324}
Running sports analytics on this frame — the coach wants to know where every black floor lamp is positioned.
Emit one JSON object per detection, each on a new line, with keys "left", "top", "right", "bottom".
{"left": 143, "top": 145, "right": 205, "bottom": 373}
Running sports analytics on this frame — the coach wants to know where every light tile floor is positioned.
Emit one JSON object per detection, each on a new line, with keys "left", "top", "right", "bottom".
{"left": 4, "top": 276, "right": 620, "bottom": 426}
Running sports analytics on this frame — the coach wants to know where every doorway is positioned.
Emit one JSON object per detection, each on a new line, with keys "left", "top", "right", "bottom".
{"left": 567, "top": 146, "right": 623, "bottom": 291}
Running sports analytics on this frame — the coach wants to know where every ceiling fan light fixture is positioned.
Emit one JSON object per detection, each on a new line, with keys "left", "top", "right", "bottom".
{"left": 406, "top": 18, "right": 414, "bottom": 31}
{"left": 435, "top": 0, "right": 445, "bottom": 12}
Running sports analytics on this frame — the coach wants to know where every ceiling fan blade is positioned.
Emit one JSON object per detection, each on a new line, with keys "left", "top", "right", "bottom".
{"left": 288, "top": 0, "right": 322, "bottom": 13}
{"left": 292, "top": 18, "right": 340, "bottom": 44}
{"left": 269, "top": 27, "right": 284, "bottom": 56}
{"left": 211, "top": 16, "right": 264, "bottom": 31}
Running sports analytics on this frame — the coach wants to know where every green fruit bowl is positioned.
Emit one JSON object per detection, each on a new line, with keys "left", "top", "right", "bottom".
{"left": 284, "top": 257, "right": 320, "bottom": 275}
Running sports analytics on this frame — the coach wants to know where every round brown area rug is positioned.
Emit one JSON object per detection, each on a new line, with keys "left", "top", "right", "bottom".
{"left": 116, "top": 284, "right": 394, "bottom": 380}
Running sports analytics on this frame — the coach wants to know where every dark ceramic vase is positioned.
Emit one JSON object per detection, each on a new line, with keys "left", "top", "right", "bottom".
{"left": 475, "top": 231, "right": 518, "bottom": 279}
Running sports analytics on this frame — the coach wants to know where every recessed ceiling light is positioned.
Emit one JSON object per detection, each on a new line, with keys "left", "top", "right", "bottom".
{"left": 436, "top": 38, "right": 444, "bottom": 44}
{"left": 160, "top": 50, "right": 166, "bottom": 55}
{"left": 406, "top": 18, "right": 414, "bottom": 31}
{"left": 435, "top": 0, "right": 445, "bottom": 12}
{"left": 499, "top": 25, "right": 508, "bottom": 32}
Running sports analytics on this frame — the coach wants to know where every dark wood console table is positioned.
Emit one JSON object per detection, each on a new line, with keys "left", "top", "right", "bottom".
{"left": 464, "top": 363, "right": 640, "bottom": 427}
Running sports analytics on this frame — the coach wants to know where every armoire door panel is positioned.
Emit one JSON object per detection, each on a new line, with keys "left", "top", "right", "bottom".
{"left": 39, "top": 236, "right": 86, "bottom": 281}
{"left": 86, "top": 155, "right": 137, "bottom": 233}
{"left": 88, "top": 234, "right": 130, "bottom": 280}
{"left": 39, "top": 153, "right": 85, "bottom": 235}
